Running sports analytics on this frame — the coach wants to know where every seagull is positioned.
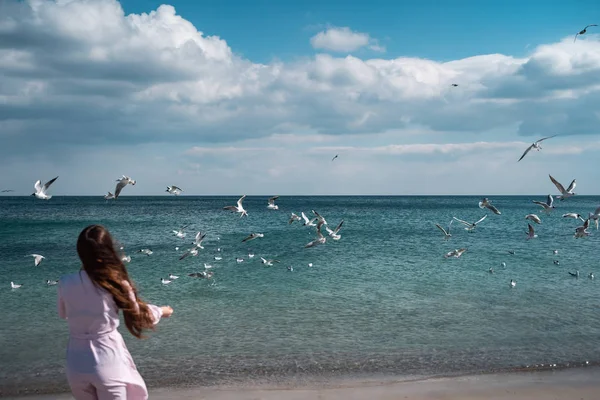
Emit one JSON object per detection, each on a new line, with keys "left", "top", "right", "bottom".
{"left": 188, "top": 271, "right": 214, "bottom": 279}
{"left": 308, "top": 263, "right": 313, "bottom": 267}
{"left": 114, "top": 176, "right": 136, "bottom": 199}
{"left": 305, "top": 221, "right": 327, "bottom": 248}
{"left": 526, "top": 223, "right": 538, "bottom": 240}
{"left": 138, "top": 248, "right": 153, "bottom": 256}
{"left": 553, "top": 250, "right": 559, "bottom": 255}
{"left": 46, "top": 279, "right": 58, "bottom": 286}
{"left": 203, "top": 263, "right": 213, "bottom": 269}
{"left": 214, "top": 256, "right": 223, "bottom": 261}
{"left": 312, "top": 210, "right": 328, "bottom": 225}
{"left": 589, "top": 273, "right": 595, "bottom": 280}
{"left": 301, "top": 212, "right": 317, "bottom": 227}
{"left": 532, "top": 195, "right": 555, "bottom": 213}
{"left": 121, "top": 255, "right": 131, "bottom": 263}
{"left": 11, "top": 282, "right": 22, "bottom": 289}
{"left": 435, "top": 220, "right": 453, "bottom": 240}
{"left": 525, "top": 214, "right": 542, "bottom": 224}
{"left": 242, "top": 233, "right": 264, "bottom": 243}
{"left": 574, "top": 24, "right": 597, "bottom": 41}
{"left": 32, "top": 176, "right": 58, "bottom": 200}
{"left": 517, "top": 135, "right": 558, "bottom": 162}
{"left": 161, "top": 278, "right": 172, "bottom": 285}
{"left": 223, "top": 195, "right": 248, "bottom": 218}
{"left": 453, "top": 215, "right": 487, "bottom": 231}
{"left": 501, "top": 262, "right": 506, "bottom": 268}
{"left": 489, "top": 267, "right": 494, "bottom": 273}
{"left": 190, "top": 232, "right": 207, "bottom": 249}
{"left": 325, "top": 220, "right": 344, "bottom": 240}
{"left": 289, "top": 213, "right": 301, "bottom": 224}
{"left": 554, "top": 260, "right": 560, "bottom": 265}
{"left": 260, "top": 257, "right": 280, "bottom": 266}
{"left": 28, "top": 254, "right": 45, "bottom": 267}
{"left": 510, "top": 279, "right": 516, "bottom": 288}
{"left": 168, "top": 274, "right": 179, "bottom": 280}
{"left": 444, "top": 248, "right": 467, "bottom": 259}
{"left": 332, "top": 154, "right": 339, "bottom": 161}
{"left": 588, "top": 206, "right": 600, "bottom": 229}
{"left": 451, "top": 83, "right": 459, "bottom": 87}
{"left": 179, "top": 246, "right": 199, "bottom": 260}
{"left": 479, "top": 198, "right": 501, "bottom": 215}
{"left": 549, "top": 175, "right": 576, "bottom": 201}
{"left": 172, "top": 225, "right": 188, "bottom": 239}
{"left": 166, "top": 185, "right": 183, "bottom": 195}
{"left": 568, "top": 271, "right": 580, "bottom": 278}
{"left": 574, "top": 219, "right": 591, "bottom": 238}
{"left": 1, "top": 189, "right": 14, "bottom": 193}
{"left": 104, "top": 192, "right": 115, "bottom": 200}
{"left": 248, "top": 252, "right": 255, "bottom": 258}
{"left": 287, "top": 266, "right": 293, "bottom": 272}
{"left": 267, "top": 196, "right": 279, "bottom": 210}
{"left": 562, "top": 213, "right": 585, "bottom": 221}
{"left": 508, "top": 250, "right": 516, "bottom": 255}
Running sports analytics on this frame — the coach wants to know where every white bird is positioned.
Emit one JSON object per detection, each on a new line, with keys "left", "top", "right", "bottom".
{"left": 501, "top": 262, "right": 507, "bottom": 267}
{"left": 138, "top": 248, "right": 153, "bottom": 256}
{"left": 287, "top": 266, "right": 293, "bottom": 272}
{"left": 166, "top": 185, "right": 183, "bottom": 195}
{"left": 588, "top": 206, "right": 600, "bottom": 229}
{"left": 179, "top": 246, "right": 199, "bottom": 260}
{"left": 510, "top": 279, "right": 516, "bottom": 288}
{"left": 532, "top": 195, "right": 555, "bottom": 213}
{"left": 549, "top": 175, "right": 576, "bottom": 201}
{"left": 121, "top": 255, "right": 131, "bottom": 263}
{"left": 489, "top": 267, "right": 494, "bottom": 274}
{"left": 236, "top": 257, "right": 244, "bottom": 263}
{"left": 308, "top": 263, "right": 313, "bottom": 267}
{"left": 46, "top": 279, "right": 58, "bottom": 286}
{"left": 267, "top": 196, "right": 279, "bottom": 210}
{"left": 444, "top": 248, "right": 467, "bottom": 259}
{"left": 562, "top": 213, "right": 585, "bottom": 221}
{"left": 161, "top": 278, "right": 172, "bottom": 285}
{"left": 325, "top": 220, "right": 344, "bottom": 240}
{"left": 204, "top": 263, "right": 213, "bottom": 269}
{"left": 11, "top": 282, "right": 22, "bottom": 289}
{"left": 312, "top": 210, "right": 328, "bottom": 225}
{"left": 114, "top": 176, "right": 136, "bottom": 199}
{"left": 518, "top": 135, "right": 558, "bottom": 162}
{"left": 479, "top": 198, "right": 501, "bottom": 215}
{"left": 223, "top": 195, "right": 248, "bottom": 218}
{"left": 553, "top": 260, "right": 560, "bottom": 265}
{"left": 574, "top": 219, "right": 591, "bottom": 239}
{"left": 435, "top": 220, "right": 453, "bottom": 240}
{"left": 305, "top": 221, "right": 327, "bottom": 248}
{"left": 214, "top": 256, "right": 223, "bottom": 261}
{"left": 242, "top": 233, "right": 264, "bottom": 243}
{"left": 289, "top": 213, "right": 301, "bottom": 224}
{"left": 28, "top": 254, "right": 45, "bottom": 267}
{"left": 553, "top": 250, "right": 558, "bottom": 255}
{"left": 301, "top": 212, "right": 317, "bottom": 227}
{"left": 168, "top": 274, "right": 179, "bottom": 280}
{"left": 248, "top": 252, "right": 255, "bottom": 258}
{"left": 453, "top": 215, "right": 487, "bottom": 231}
{"left": 104, "top": 192, "right": 115, "bottom": 200}
{"left": 260, "top": 257, "right": 280, "bottom": 266}
{"left": 589, "top": 272, "right": 595, "bottom": 280}
{"left": 191, "top": 232, "right": 207, "bottom": 249}
{"left": 32, "top": 176, "right": 58, "bottom": 200}
{"left": 526, "top": 223, "right": 538, "bottom": 240}
{"left": 172, "top": 225, "right": 188, "bottom": 239}
{"left": 525, "top": 214, "right": 542, "bottom": 224}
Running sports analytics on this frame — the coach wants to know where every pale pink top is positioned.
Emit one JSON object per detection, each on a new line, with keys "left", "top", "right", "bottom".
{"left": 57, "top": 270, "right": 162, "bottom": 376}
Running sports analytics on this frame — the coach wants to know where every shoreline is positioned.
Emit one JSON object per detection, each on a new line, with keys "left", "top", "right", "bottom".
{"left": 4, "top": 365, "right": 600, "bottom": 399}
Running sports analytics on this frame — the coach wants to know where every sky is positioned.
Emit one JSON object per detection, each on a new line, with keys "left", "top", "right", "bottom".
{"left": 0, "top": 0, "right": 599, "bottom": 196}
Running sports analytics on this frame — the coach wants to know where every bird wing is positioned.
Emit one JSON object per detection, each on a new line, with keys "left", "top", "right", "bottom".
{"left": 585, "top": 24, "right": 598, "bottom": 29}
{"left": 536, "top": 134, "right": 558, "bottom": 144}
{"left": 532, "top": 201, "right": 545, "bottom": 207}
{"left": 114, "top": 180, "right": 127, "bottom": 198}
{"left": 549, "top": 175, "right": 566, "bottom": 194}
{"left": 242, "top": 234, "right": 254, "bottom": 243}
{"left": 34, "top": 180, "right": 42, "bottom": 193}
{"left": 435, "top": 224, "right": 448, "bottom": 236}
{"left": 268, "top": 196, "right": 279, "bottom": 204}
{"left": 42, "top": 176, "right": 58, "bottom": 191}
{"left": 566, "top": 179, "right": 576, "bottom": 193}
{"left": 547, "top": 194, "right": 554, "bottom": 207}
{"left": 518, "top": 144, "right": 534, "bottom": 162}
{"left": 179, "top": 251, "right": 190, "bottom": 261}
{"left": 333, "top": 220, "right": 344, "bottom": 234}
{"left": 289, "top": 213, "right": 298, "bottom": 224}
{"left": 237, "top": 195, "right": 246, "bottom": 208}
{"left": 594, "top": 206, "right": 600, "bottom": 216}
{"left": 316, "top": 221, "right": 325, "bottom": 239}
{"left": 528, "top": 223, "right": 535, "bottom": 236}
{"left": 452, "top": 217, "right": 472, "bottom": 227}
{"left": 486, "top": 204, "right": 501, "bottom": 215}
{"left": 223, "top": 205, "right": 237, "bottom": 212}
{"left": 301, "top": 212, "right": 310, "bottom": 224}
{"left": 474, "top": 215, "right": 487, "bottom": 225}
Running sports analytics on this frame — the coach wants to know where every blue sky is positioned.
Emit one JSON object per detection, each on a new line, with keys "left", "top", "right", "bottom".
{"left": 0, "top": 0, "right": 599, "bottom": 195}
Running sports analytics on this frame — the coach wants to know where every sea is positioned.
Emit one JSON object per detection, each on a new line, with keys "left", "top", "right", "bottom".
{"left": 1, "top": 195, "right": 599, "bottom": 396}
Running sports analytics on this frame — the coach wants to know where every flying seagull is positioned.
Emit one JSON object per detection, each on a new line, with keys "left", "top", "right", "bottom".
{"left": 114, "top": 176, "right": 136, "bottom": 199}
{"left": 191, "top": 232, "right": 207, "bottom": 249}
{"left": 46, "top": 279, "right": 58, "bottom": 286}
{"left": 588, "top": 206, "right": 600, "bottom": 230}
{"left": 453, "top": 215, "right": 487, "bottom": 231}
{"left": 223, "top": 195, "right": 248, "bottom": 218}
{"left": 518, "top": 135, "right": 558, "bottom": 162}
{"left": 332, "top": 154, "right": 339, "bottom": 162}
{"left": 435, "top": 220, "right": 453, "bottom": 240}
{"left": 451, "top": 83, "right": 458, "bottom": 87}
{"left": 525, "top": 214, "right": 542, "bottom": 224}
{"left": 301, "top": 212, "right": 317, "bottom": 227}
{"left": 574, "top": 24, "right": 597, "bottom": 42}
{"left": 32, "top": 176, "right": 58, "bottom": 200}
{"left": 526, "top": 223, "right": 538, "bottom": 240}
{"left": 325, "top": 220, "right": 344, "bottom": 240}
{"left": 562, "top": 213, "right": 585, "bottom": 222}
{"left": 1, "top": 189, "right": 14, "bottom": 193}
{"left": 532, "top": 195, "right": 555, "bottom": 213}
{"left": 574, "top": 219, "right": 591, "bottom": 239}
{"left": 28, "top": 254, "right": 45, "bottom": 267}
{"left": 166, "top": 186, "right": 183, "bottom": 195}
{"left": 549, "top": 175, "right": 576, "bottom": 201}
{"left": 242, "top": 233, "right": 264, "bottom": 243}
{"left": 305, "top": 221, "right": 327, "bottom": 248}
{"left": 479, "top": 198, "right": 501, "bottom": 215}
{"left": 288, "top": 213, "right": 301, "bottom": 224}
{"left": 267, "top": 196, "right": 279, "bottom": 210}
{"left": 444, "top": 248, "right": 467, "bottom": 259}
{"left": 104, "top": 192, "right": 115, "bottom": 200}
{"left": 260, "top": 257, "right": 280, "bottom": 266}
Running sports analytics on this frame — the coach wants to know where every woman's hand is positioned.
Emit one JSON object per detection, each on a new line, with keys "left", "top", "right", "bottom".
{"left": 161, "top": 306, "right": 174, "bottom": 318}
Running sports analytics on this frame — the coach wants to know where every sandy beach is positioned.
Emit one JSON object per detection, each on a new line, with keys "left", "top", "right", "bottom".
{"left": 6, "top": 367, "right": 600, "bottom": 400}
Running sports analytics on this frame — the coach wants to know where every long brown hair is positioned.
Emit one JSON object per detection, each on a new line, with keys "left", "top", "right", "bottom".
{"left": 77, "top": 224, "right": 155, "bottom": 339}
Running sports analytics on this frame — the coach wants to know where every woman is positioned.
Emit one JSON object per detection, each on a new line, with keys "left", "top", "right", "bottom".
{"left": 57, "top": 225, "right": 173, "bottom": 399}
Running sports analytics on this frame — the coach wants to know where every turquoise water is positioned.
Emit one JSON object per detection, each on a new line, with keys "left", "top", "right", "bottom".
{"left": 1, "top": 195, "right": 600, "bottom": 395}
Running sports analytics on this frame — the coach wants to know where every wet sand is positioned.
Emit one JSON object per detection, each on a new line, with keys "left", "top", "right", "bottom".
{"left": 6, "top": 367, "right": 600, "bottom": 399}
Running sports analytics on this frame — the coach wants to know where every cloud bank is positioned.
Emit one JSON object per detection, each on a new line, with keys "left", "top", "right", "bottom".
{"left": 0, "top": 0, "right": 599, "bottom": 194}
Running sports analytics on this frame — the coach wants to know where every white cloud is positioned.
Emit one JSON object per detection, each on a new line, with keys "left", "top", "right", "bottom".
{"left": 309, "top": 26, "right": 384, "bottom": 53}
{"left": 0, "top": 1, "right": 599, "bottom": 194}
